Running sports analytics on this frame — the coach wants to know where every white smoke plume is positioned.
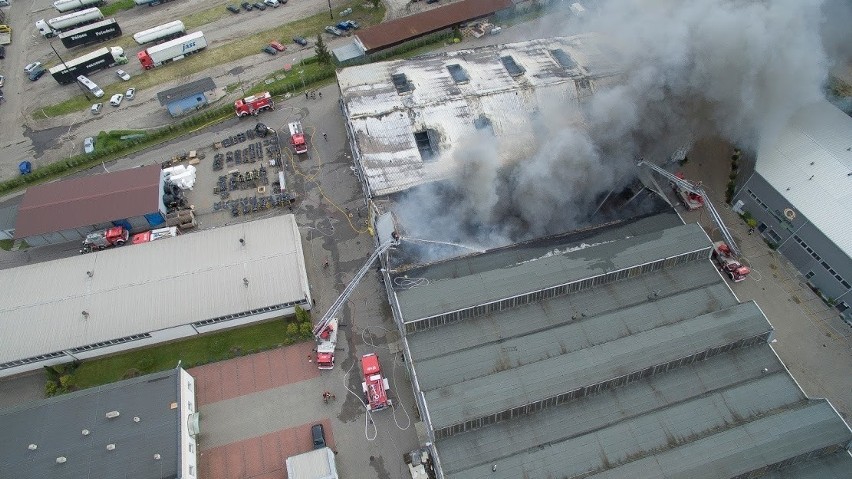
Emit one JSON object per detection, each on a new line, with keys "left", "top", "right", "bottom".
{"left": 395, "top": 0, "right": 843, "bottom": 255}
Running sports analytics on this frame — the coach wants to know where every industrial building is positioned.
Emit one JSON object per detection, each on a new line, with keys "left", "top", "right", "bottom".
{"left": 386, "top": 214, "right": 852, "bottom": 478}
{"left": 0, "top": 367, "right": 198, "bottom": 479}
{"left": 157, "top": 77, "right": 216, "bottom": 117}
{"left": 0, "top": 215, "right": 311, "bottom": 378}
{"left": 732, "top": 100, "right": 852, "bottom": 318}
{"left": 338, "top": 34, "right": 622, "bottom": 198}
{"left": 14, "top": 164, "right": 167, "bottom": 246}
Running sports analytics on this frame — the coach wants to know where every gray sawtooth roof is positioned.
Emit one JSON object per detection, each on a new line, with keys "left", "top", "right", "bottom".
{"left": 0, "top": 368, "right": 182, "bottom": 479}
{"left": 394, "top": 221, "right": 710, "bottom": 323}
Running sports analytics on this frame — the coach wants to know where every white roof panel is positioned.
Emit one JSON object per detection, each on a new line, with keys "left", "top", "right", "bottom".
{"left": 755, "top": 101, "right": 852, "bottom": 256}
{"left": 338, "top": 34, "right": 622, "bottom": 197}
{"left": 0, "top": 215, "right": 310, "bottom": 364}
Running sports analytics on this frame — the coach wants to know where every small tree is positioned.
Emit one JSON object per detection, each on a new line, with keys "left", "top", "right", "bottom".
{"left": 370, "top": 0, "right": 380, "bottom": 7}
{"left": 295, "top": 304, "right": 311, "bottom": 324}
{"left": 315, "top": 35, "right": 331, "bottom": 64}
{"left": 299, "top": 322, "right": 313, "bottom": 338}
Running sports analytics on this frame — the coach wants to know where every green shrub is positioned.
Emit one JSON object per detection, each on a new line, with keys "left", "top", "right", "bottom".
{"left": 299, "top": 322, "right": 313, "bottom": 338}
{"left": 286, "top": 323, "right": 299, "bottom": 337}
{"left": 45, "top": 381, "right": 58, "bottom": 397}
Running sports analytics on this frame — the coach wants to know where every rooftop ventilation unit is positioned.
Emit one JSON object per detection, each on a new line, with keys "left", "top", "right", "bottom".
{"left": 28, "top": 444, "right": 38, "bottom": 450}
{"left": 446, "top": 64, "right": 469, "bottom": 84}
{"left": 413, "top": 130, "right": 438, "bottom": 161}
{"left": 133, "top": 416, "right": 140, "bottom": 423}
{"left": 154, "top": 454, "right": 161, "bottom": 460}
{"left": 82, "top": 429, "right": 90, "bottom": 436}
{"left": 105, "top": 411, "right": 120, "bottom": 419}
{"left": 106, "top": 444, "right": 115, "bottom": 451}
{"left": 550, "top": 49, "right": 577, "bottom": 70}
{"left": 391, "top": 73, "right": 413, "bottom": 94}
{"left": 56, "top": 457, "right": 67, "bottom": 464}
{"left": 500, "top": 56, "right": 525, "bottom": 77}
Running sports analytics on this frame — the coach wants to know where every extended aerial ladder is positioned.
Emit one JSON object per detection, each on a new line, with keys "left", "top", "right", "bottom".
{"left": 638, "top": 159, "right": 750, "bottom": 281}
{"left": 637, "top": 159, "right": 740, "bottom": 255}
{"left": 312, "top": 237, "right": 399, "bottom": 369}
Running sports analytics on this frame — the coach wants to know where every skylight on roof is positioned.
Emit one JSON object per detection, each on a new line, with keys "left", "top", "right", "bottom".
{"left": 446, "top": 64, "right": 470, "bottom": 84}
{"left": 500, "top": 56, "right": 526, "bottom": 77}
{"left": 391, "top": 73, "right": 414, "bottom": 94}
{"left": 550, "top": 49, "right": 578, "bottom": 70}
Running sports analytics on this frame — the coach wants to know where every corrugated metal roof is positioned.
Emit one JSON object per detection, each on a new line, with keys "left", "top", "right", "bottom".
{"left": 355, "top": 0, "right": 514, "bottom": 53}
{"left": 755, "top": 101, "right": 852, "bottom": 256}
{"left": 0, "top": 368, "right": 182, "bottom": 479}
{"left": 422, "top": 300, "right": 770, "bottom": 431}
{"left": 14, "top": 165, "right": 163, "bottom": 239}
{"left": 0, "top": 215, "right": 309, "bottom": 364}
{"left": 157, "top": 77, "right": 216, "bottom": 105}
{"left": 437, "top": 344, "right": 805, "bottom": 477}
{"left": 394, "top": 222, "right": 710, "bottom": 322}
{"left": 339, "top": 34, "right": 622, "bottom": 196}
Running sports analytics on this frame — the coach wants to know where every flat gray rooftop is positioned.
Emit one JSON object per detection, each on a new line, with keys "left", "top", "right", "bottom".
{"left": 394, "top": 220, "right": 708, "bottom": 323}
{"left": 0, "top": 368, "right": 181, "bottom": 479}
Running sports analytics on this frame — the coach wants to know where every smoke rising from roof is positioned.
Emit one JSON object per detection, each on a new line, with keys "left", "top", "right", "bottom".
{"left": 394, "top": 0, "right": 839, "bottom": 256}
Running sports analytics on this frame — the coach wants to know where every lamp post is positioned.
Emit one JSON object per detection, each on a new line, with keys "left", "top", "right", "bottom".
{"left": 327, "top": 0, "right": 333, "bottom": 19}
{"left": 50, "top": 42, "right": 91, "bottom": 100}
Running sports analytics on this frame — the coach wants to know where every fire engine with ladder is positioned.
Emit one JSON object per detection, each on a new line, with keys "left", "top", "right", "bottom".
{"left": 638, "top": 159, "right": 751, "bottom": 282}
{"left": 234, "top": 92, "right": 274, "bottom": 117}
{"left": 361, "top": 352, "right": 391, "bottom": 411}
{"left": 288, "top": 121, "right": 308, "bottom": 154}
{"left": 311, "top": 237, "right": 399, "bottom": 369}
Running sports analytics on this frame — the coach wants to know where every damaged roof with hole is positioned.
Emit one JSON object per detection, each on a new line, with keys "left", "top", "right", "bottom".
{"left": 0, "top": 368, "right": 183, "bottom": 479}
{"left": 391, "top": 218, "right": 852, "bottom": 478}
{"left": 338, "top": 34, "right": 623, "bottom": 197}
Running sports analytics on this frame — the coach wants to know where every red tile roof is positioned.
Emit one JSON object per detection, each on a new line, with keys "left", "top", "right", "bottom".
{"left": 356, "top": 0, "right": 514, "bottom": 53}
{"left": 14, "top": 165, "right": 163, "bottom": 238}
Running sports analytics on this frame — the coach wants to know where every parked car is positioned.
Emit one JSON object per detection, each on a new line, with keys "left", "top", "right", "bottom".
{"left": 0, "top": 75, "right": 4, "bottom": 88}
{"left": 91, "top": 102, "right": 103, "bottom": 114}
{"left": 109, "top": 93, "right": 123, "bottom": 106}
{"left": 24, "top": 62, "right": 42, "bottom": 74}
{"left": 125, "top": 87, "right": 135, "bottom": 100}
{"left": 240, "top": 1, "right": 252, "bottom": 10}
{"left": 261, "top": 45, "right": 277, "bottom": 55}
{"left": 252, "top": 1, "right": 265, "bottom": 10}
{"left": 83, "top": 137, "right": 95, "bottom": 154}
{"left": 324, "top": 26, "right": 343, "bottom": 37}
{"left": 28, "top": 67, "right": 45, "bottom": 81}
{"left": 336, "top": 21, "right": 351, "bottom": 31}
{"left": 116, "top": 69, "right": 130, "bottom": 81}
{"left": 311, "top": 424, "right": 326, "bottom": 449}
{"left": 263, "top": 0, "right": 279, "bottom": 7}
{"left": 269, "top": 41, "right": 286, "bottom": 52}
{"left": 343, "top": 20, "right": 359, "bottom": 29}
{"left": 336, "top": 20, "right": 358, "bottom": 31}
{"left": 293, "top": 36, "right": 308, "bottom": 46}
{"left": 226, "top": 4, "right": 240, "bottom": 13}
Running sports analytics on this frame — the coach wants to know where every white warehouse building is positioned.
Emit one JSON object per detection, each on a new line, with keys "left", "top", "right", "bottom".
{"left": 0, "top": 215, "right": 311, "bottom": 378}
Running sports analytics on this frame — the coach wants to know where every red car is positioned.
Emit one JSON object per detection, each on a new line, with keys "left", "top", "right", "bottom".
{"left": 269, "top": 41, "right": 286, "bottom": 52}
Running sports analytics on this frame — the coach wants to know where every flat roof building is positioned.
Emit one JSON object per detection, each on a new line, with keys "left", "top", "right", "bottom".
{"left": 388, "top": 215, "right": 852, "bottom": 478}
{"left": 0, "top": 214, "right": 311, "bottom": 378}
{"left": 338, "top": 34, "right": 622, "bottom": 197}
{"left": 0, "top": 367, "right": 198, "bottom": 479}
{"left": 14, "top": 164, "right": 166, "bottom": 246}
{"left": 733, "top": 100, "right": 852, "bottom": 320}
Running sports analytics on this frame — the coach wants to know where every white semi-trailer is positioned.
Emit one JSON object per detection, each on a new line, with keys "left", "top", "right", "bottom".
{"left": 36, "top": 7, "right": 103, "bottom": 38}
{"left": 132, "top": 20, "right": 185, "bottom": 45}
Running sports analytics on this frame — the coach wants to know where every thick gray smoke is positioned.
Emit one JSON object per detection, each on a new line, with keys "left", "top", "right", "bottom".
{"left": 395, "top": 0, "right": 841, "bottom": 256}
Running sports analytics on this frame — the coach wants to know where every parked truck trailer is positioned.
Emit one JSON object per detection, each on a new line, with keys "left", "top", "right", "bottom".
{"left": 36, "top": 7, "right": 103, "bottom": 38}
{"left": 59, "top": 18, "right": 120, "bottom": 48}
{"left": 134, "top": 0, "right": 175, "bottom": 6}
{"left": 137, "top": 31, "right": 205, "bottom": 69}
{"left": 53, "top": 0, "right": 103, "bottom": 13}
{"left": 132, "top": 20, "right": 184, "bottom": 45}
{"left": 48, "top": 45, "right": 127, "bottom": 84}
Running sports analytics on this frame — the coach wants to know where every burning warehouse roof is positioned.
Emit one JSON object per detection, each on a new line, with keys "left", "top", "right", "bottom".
{"left": 338, "top": 34, "right": 623, "bottom": 198}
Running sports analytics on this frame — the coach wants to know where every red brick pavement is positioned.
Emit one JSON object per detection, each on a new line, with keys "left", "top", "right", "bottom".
{"left": 189, "top": 342, "right": 318, "bottom": 406}
{"left": 199, "top": 419, "right": 336, "bottom": 479}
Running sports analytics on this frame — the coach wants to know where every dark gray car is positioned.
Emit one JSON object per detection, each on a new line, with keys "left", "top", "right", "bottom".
{"left": 311, "top": 424, "right": 326, "bottom": 449}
